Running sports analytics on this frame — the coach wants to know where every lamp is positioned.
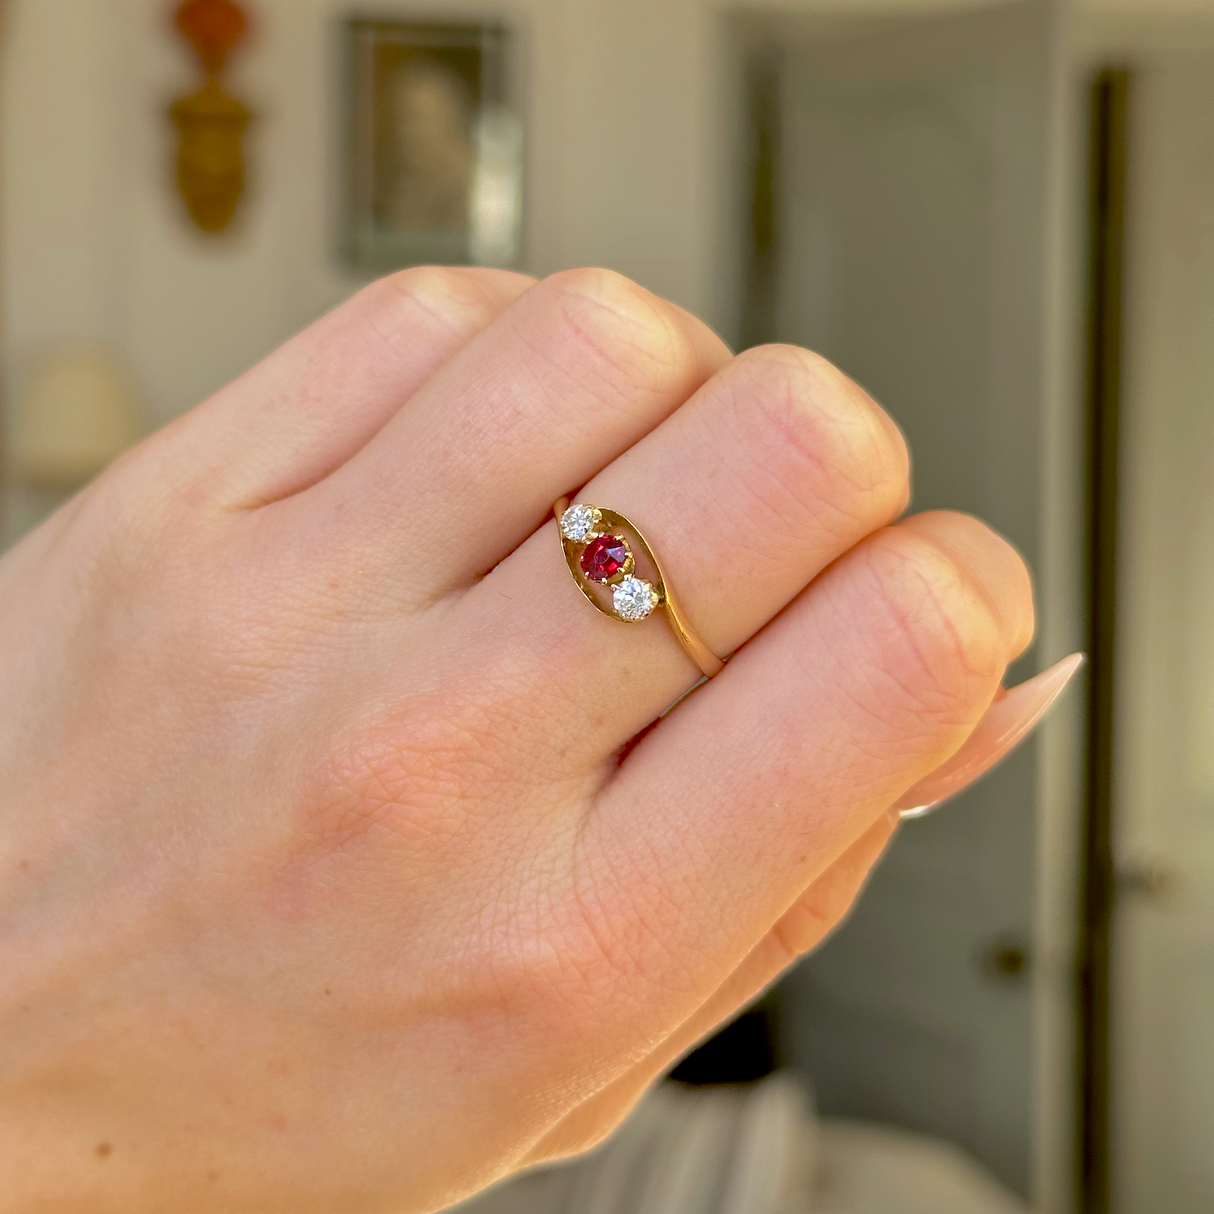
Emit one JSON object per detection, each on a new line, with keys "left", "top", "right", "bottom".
{"left": 9, "top": 351, "right": 146, "bottom": 490}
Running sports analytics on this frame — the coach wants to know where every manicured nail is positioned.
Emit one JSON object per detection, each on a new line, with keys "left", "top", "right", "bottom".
{"left": 896, "top": 653, "right": 1085, "bottom": 820}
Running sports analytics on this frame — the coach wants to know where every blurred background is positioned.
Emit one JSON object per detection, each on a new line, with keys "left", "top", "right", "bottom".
{"left": 1, "top": 2, "right": 1210, "bottom": 1212}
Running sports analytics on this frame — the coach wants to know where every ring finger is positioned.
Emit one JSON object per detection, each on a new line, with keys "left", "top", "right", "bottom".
{"left": 453, "top": 342, "right": 912, "bottom": 759}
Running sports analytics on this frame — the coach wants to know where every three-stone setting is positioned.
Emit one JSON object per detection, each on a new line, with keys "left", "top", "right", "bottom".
{"left": 554, "top": 497, "right": 724, "bottom": 677}
{"left": 559, "top": 502, "right": 658, "bottom": 622}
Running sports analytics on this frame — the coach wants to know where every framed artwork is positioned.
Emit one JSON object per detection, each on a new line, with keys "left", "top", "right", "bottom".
{"left": 343, "top": 18, "right": 521, "bottom": 271}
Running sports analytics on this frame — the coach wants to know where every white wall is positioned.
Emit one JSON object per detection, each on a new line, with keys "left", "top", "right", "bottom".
{"left": 0, "top": 0, "right": 1034, "bottom": 440}
{"left": 1, "top": 0, "right": 736, "bottom": 438}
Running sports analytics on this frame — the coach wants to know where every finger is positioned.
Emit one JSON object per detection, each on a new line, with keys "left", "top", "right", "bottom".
{"left": 305, "top": 268, "right": 732, "bottom": 593}
{"left": 895, "top": 652, "right": 1083, "bottom": 817}
{"left": 525, "top": 813, "right": 897, "bottom": 1164}
{"left": 450, "top": 343, "right": 909, "bottom": 760}
{"left": 569, "top": 511, "right": 1032, "bottom": 1049}
{"left": 146, "top": 267, "right": 536, "bottom": 508}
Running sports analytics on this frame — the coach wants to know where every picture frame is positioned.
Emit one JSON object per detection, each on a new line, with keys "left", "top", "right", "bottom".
{"left": 343, "top": 18, "right": 521, "bottom": 272}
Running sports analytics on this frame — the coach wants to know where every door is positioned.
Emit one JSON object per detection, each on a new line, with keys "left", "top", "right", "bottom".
{"left": 1111, "top": 46, "right": 1214, "bottom": 1214}
{"left": 757, "top": 1, "right": 1069, "bottom": 1199}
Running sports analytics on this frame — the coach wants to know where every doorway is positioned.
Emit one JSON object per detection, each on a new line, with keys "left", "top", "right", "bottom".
{"left": 737, "top": 1, "right": 1068, "bottom": 1200}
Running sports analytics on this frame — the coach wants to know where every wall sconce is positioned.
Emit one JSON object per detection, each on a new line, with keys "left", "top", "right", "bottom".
{"left": 169, "top": 0, "right": 253, "bottom": 233}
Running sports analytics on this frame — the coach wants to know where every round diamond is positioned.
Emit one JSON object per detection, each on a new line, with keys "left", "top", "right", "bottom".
{"left": 560, "top": 503, "right": 600, "bottom": 542}
{"left": 613, "top": 576, "right": 657, "bottom": 621}
{"left": 580, "top": 534, "right": 630, "bottom": 582}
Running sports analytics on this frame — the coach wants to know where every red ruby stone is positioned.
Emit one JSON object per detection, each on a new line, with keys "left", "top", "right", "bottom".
{"left": 580, "top": 534, "right": 629, "bottom": 582}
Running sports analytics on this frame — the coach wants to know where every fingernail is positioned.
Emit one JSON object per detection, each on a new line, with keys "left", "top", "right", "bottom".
{"left": 896, "top": 653, "right": 1085, "bottom": 820}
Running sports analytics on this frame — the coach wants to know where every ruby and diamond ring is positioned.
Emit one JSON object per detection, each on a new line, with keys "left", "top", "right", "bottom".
{"left": 555, "top": 498, "right": 725, "bottom": 679}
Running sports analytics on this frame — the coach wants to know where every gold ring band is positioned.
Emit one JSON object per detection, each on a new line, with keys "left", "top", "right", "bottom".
{"left": 554, "top": 498, "right": 725, "bottom": 680}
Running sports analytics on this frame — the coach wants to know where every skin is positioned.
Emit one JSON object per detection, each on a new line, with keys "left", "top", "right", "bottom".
{"left": 0, "top": 267, "right": 1034, "bottom": 1214}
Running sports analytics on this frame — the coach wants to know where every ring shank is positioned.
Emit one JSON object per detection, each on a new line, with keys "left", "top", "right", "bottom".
{"left": 661, "top": 591, "right": 725, "bottom": 678}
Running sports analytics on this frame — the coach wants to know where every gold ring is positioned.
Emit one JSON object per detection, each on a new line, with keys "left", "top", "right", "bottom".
{"left": 554, "top": 498, "right": 725, "bottom": 679}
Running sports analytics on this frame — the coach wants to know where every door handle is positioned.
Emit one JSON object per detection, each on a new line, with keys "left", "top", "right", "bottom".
{"left": 1115, "top": 854, "right": 1182, "bottom": 906}
{"left": 977, "top": 935, "right": 1030, "bottom": 983}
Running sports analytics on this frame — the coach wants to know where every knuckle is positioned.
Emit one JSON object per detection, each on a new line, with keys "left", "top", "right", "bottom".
{"left": 543, "top": 265, "right": 654, "bottom": 315}
{"left": 863, "top": 526, "right": 1008, "bottom": 720}
{"left": 728, "top": 345, "right": 910, "bottom": 526}
{"left": 906, "top": 511, "right": 1036, "bottom": 656}
{"left": 364, "top": 265, "right": 506, "bottom": 331}
{"left": 534, "top": 267, "right": 696, "bottom": 391}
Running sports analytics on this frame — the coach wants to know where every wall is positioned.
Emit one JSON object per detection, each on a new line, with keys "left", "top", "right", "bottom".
{"left": 1, "top": 0, "right": 1037, "bottom": 443}
{"left": 2, "top": 0, "right": 723, "bottom": 440}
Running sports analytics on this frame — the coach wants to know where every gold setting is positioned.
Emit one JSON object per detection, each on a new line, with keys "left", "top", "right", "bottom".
{"left": 555, "top": 497, "right": 725, "bottom": 679}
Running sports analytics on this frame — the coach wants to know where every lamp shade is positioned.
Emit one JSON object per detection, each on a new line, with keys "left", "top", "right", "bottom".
{"left": 10, "top": 351, "right": 146, "bottom": 489}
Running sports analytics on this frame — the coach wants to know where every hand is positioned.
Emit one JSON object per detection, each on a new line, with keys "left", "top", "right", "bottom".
{"left": 0, "top": 268, "right": 1039, "bottom": 1213}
